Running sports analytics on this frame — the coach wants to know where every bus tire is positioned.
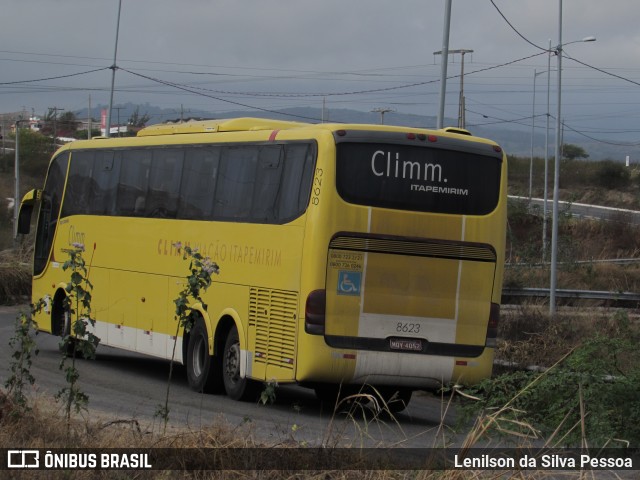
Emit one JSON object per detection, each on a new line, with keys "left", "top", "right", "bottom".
{"left": 52, "top": 294, "right": 77, "bottom": 356}
{"left": 314, "top": 385, "right": 340, "bottom": 405}
{"left": 222, "top": 325, "right": 259, "bottom": 401}
{"left": 51, "top": 292, "right": 70, "bottom": 337}
{"left": 186, "top": 319, "right": 223, "bottom": 393}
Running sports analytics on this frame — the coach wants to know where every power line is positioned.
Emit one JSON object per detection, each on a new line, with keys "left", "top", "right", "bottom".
{"left": 468, "top": 105, "right": 640, "bottom": 147}
{"left": 488, "top": 0, "right": 548, "bottom": 51}
{"left": 118, "top": 52, "right": 547, "bottom": 100}
{"left": 0, "top": 67, "right": 109, "bottom": 85}
{"left": 118, "top": 67, "right": 324, "bottom": 122}
{"left": 466, "top": 109, "right": 542, "bottom": 127}
{"left": 564, "top": 54, "right": 640, "bottom": 88}
{"left": 0, "top": 48, "right": 444, "bottom": 77}
{"left": 560, "top": 121, "right": 640, "bottom": 147}
{"left": 489, "top": 1, "right": 640, "bottom": 89}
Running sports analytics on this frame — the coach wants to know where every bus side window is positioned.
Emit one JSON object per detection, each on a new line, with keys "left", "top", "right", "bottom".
{"left": 251, "top": 146, "right": 283, "bottom": 222}
{"left": 92, "top": 151, "right": 120, "bottom": 215}
{"left": 214, "top": 146, "right": 257, "bottom": 220}
{"left": 178, "top": 146, "right": 220, "bottom": 220}
{"left": 277, "top": 144, "right": 316, "bottom": 220}
{"left": 147, "top": 148, "right": 183, "bottom": 218}
{"left": 117, "top": 149, "right": 151, "bottom": 217}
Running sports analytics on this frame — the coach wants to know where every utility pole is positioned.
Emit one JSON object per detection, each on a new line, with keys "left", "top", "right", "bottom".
{"left": 434, "top": 48, "right": 473, "bottom": 128}
{"left": 14, "top": 119, "right": 28, "bottom": 241}
{"left": 49, "top": 106, "right": 64, "bottom": 152}
{"left": 456, "top": 49, "right": 473, "bottom": 128}
{"left": 1, "top": 114, "right": 5, "bottom": 157}
{"left": 106, "top": 0, "right": 123, "bottom": 138}
{"left": 322, "top": 97, "right": 327, "bottom": 123}
{"left": 88, "top": 95, "right": 92, "bottom": 140}
{"left": 371, "top": 107, "right": 394, "bottom": 125}
{"left": 113, "top": 106, "right": 124, "bottom": 136}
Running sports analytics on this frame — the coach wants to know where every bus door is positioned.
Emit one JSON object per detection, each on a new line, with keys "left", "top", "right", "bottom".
{"left": 33, "top": 153, "right": 69, "bottom": 276}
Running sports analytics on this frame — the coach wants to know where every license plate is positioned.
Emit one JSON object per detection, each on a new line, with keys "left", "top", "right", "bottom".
{"left": 389, "top": 337, "right": 423, "bottom": 352}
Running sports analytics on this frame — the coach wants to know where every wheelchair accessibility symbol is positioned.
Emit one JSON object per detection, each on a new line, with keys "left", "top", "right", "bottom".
{"left": 337, "top": 271, "right": 362, "bottom": 296}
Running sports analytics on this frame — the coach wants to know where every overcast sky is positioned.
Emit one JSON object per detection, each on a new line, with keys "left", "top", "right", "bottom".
{"left": 1, "top": 0, "right": 639, "bottom": 148}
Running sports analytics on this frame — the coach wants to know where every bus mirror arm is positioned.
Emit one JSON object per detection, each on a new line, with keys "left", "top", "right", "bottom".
{"left": 17, "top": 189, "right": 41, "bottom": 235}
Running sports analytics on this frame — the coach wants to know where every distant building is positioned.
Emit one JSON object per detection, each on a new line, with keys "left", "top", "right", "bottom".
{"left": 7, "top": 115, "right": 42, "bottom": 133}
{"left": 29, "top": 116, "right": 42, "bottom": 131}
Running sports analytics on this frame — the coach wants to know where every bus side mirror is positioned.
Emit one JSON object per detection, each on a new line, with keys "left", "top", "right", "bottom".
{"left": 17, "top": 189, "right": 41, "bottom": 235}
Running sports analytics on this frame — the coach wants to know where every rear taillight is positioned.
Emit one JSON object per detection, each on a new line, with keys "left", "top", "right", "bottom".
{"left": 305, "top": 289, "right": 326, "bottom": 335}
{"left": 485, "top": 303, "right": 500, "bottom": 347}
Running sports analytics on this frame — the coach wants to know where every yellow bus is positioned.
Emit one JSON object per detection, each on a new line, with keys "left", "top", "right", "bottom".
{"left": 19, "top": 117, "right": 506, "bottom": 410}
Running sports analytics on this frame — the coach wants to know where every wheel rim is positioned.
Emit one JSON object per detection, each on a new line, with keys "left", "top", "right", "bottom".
{"left": 191, "top": 335, "right": 206, "bottom": 378}
{"left": 224, "top": 341, "right": 241, "bottom": 385}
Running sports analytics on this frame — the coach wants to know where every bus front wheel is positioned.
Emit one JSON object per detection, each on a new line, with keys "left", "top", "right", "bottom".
{"left": 222, "top": 325, "right": 259, "bottom": 401}
{"left": 52, "top": 296, "right": 78, "bottom": 356}
{"left": 186, "top": 319, "right": 223, "bottom": 393}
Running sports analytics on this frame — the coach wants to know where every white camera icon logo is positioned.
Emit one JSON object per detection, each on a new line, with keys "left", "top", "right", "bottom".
{"left": 7, "top": 450, "right": 40, "bottom": 468}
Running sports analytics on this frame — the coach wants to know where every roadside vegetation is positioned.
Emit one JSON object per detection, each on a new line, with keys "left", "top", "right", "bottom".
{"left": 470, "top": 152, "right": 640, "bottom": 450}
{"left": 1, "top": 144, "right": 640, "bottom": 476}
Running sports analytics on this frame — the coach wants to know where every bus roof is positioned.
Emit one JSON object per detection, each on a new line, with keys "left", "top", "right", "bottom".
{"left": 137, "top": 117, "right": 310, "bottom": 137}
{"left": 136, "top": 117, "right": 489, "bottom": 142}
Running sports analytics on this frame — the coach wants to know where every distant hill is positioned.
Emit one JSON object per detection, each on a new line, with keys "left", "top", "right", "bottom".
{"left": 85, "top": 103, "right": 631, "bottom": 161}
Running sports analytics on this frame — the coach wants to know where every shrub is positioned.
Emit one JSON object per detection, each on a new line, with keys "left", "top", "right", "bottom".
{"left": 11, "top": 130, "right": 52, "bottom": 177}
{"left": 460, "top": 312, "right": 640, "bottom": 447}
{"left": 592, "top": 160, "right": 630, "bottom": 189}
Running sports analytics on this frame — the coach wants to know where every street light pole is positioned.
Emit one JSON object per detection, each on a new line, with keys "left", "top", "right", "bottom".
{"left": 549, "top": 0, "right": 596, "bottom": 315}
{"left": 530, "top": 69, "right": 544, "bottom": 202}
{"left": 542, "top": 39, "right": 552, "bottom": 263}
{"left": 13, "top": 119, "right": 27, "bottom": 241}
{"left": 549, "top": 0, "right": 564, "bottom": 315}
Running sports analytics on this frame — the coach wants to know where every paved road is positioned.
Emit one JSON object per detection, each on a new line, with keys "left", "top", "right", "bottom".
{"left": 509, "top": 195, "right": 640, "bottom": 224}
{"left": 0, "top": 305, "right": 461, "bottom": 448}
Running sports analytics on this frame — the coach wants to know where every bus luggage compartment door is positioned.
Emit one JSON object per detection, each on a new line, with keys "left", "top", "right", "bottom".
{"left": 324, "top": 234, "right": 497, "bottom": 358}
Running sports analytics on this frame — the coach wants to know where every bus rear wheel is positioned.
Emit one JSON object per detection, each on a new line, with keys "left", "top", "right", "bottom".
{"left": 186, "top": 319, "right": 223, "bottom": 393}
{"left": 222, "top": 325, "right": 259, "bottom": 401}
{"left": 376, "top": 387, "right": 412, "bottom": 413}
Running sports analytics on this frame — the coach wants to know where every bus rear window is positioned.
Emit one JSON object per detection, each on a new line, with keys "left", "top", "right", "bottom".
{"left": 336, "top": 143, "right": 502, "bottom": 215}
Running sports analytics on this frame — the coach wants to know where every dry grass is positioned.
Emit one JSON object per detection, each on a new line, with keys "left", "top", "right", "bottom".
{"left": 2, "top": 386, "right": 630, "bottom": 479}
{"left": 0, "top": 394, "right": 404, "bottom": 479}
{"left": 0, "top": 391, "right": 613, "bottom": 480}
{"left": 505, "top": 262, "right": 640, "bottom": 293}
{"left": 505, "top": 211, "right": 640, "bottom": 294}
{"left": 495, "top": 305, "right": 640, "bottom": 370}
{"left": 0, "top": 243, "right": 32, "bottom": 305}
